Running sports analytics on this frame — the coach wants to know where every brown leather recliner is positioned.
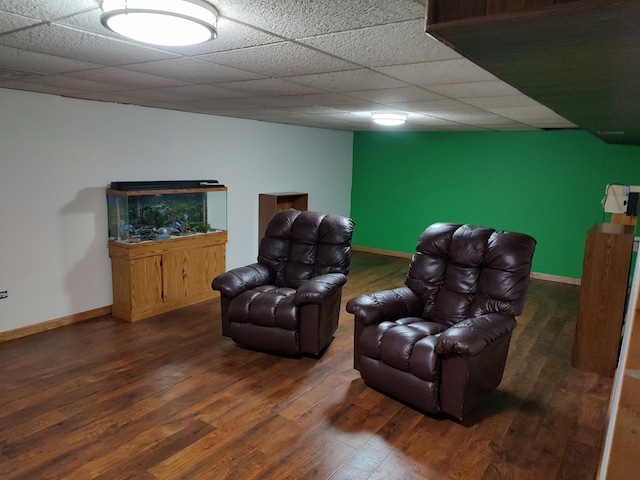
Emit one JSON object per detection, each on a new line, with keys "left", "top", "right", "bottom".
{"left": 346, "top": 222, "right": 536, "bottom": 421}
{"left": 212, "top": 209, "right": 354, "bottom": 357}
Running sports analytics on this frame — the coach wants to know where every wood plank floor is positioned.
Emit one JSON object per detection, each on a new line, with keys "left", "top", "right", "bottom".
{"left": 0, "top": 252, "right": 612, "bottom": 479}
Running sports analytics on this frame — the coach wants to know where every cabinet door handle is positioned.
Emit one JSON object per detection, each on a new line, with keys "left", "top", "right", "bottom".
{"left": 182, "top": 269, "right": 187, "bottom": 279}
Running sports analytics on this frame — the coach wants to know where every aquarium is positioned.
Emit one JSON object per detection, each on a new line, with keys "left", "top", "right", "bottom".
{"left": 107, "top": 180, "right": 227, "bottom": 244}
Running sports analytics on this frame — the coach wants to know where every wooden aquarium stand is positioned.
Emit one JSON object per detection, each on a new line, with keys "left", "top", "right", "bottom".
{"left": 109, "top": 231, "right": 227, "bottom": 322}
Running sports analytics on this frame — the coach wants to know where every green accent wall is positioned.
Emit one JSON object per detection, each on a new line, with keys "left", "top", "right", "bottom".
{"left": 351, "top": 129, "right": 640, "bottom": 279}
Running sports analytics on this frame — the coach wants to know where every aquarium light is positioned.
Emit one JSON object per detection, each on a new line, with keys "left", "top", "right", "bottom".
{"left": 100, "top": 0, "right": 218, "bottom": 47}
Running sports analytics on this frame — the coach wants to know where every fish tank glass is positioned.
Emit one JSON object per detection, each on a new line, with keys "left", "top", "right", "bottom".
{"left": 107, "top": 180, "right": 227, "bottom": 244}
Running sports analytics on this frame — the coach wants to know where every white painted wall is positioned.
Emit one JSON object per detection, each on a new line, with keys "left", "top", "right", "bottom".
{"left": 0, "top": 88, "right": 353, "bottom": 333}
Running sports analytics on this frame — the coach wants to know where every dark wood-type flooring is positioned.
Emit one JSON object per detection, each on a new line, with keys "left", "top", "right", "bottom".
{"left": 0, "top": 252, "right": 612, "bottom": 479}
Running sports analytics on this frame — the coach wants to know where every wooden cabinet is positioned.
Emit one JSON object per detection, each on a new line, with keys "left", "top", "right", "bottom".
{"left": 107, "top": 181, "right": 228, "bottom": 322}
{"left": 258, "top": 192, "right": 308, "bottom": 241}
{"left": 109, "top": 232, "right": 227, "bottom": 321}
{"left": 571, "top": 223, "right": 635, "bottom": 376}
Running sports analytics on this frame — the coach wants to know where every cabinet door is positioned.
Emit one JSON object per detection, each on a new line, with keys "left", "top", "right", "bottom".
{"left": 163, "top": 244, "right": 226, "bottom": 304}
{"left": 130, "top": 255, "right": 163, "bottom": 313}
{"left": 200, "top": 244, "right": 226, "bottom": 292}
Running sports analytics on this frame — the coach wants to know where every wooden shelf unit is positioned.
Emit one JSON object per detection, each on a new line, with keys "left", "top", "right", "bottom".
{"left": 571, "top": 223, "right": 635, "bottom": 376}
{"left": 258, "top": 192, "right": 308, "bottom": 241}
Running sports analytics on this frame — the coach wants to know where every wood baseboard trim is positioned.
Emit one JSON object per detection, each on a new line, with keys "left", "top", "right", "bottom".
{"left": 0, "top": 248, "right": 580, "bottom": 344}
{"left": 530, "top": 272, "right": 580, "bottom": 286}
{"left": 352, "top": 245, "right": 413, "bottom": 259}
{"left": 0, "top": 305, "right": 112, "bottom": 343}
{"left": 352, "top": 245, "right": 581, "bottom": 286}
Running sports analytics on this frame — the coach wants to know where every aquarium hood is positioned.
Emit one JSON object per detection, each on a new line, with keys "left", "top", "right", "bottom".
{"left": 110, "top": 180, "right": 224, "bottom": 191}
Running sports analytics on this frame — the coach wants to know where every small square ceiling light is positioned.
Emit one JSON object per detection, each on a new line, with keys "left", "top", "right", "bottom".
{"left": 100, "top": 0, "right": 218, "bottom": 47}
{"left": 371, "top": 113, "right": 408, "bottom": 126}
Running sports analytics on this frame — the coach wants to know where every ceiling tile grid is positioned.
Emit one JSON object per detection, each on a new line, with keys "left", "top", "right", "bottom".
{"left": 0, "top": 0, "right": 576, "bottom": 131}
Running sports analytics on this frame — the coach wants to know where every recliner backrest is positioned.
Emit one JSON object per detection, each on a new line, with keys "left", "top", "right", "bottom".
{"left": 258, "top": 209, "right": 354, "bottom": 288}
{"left": 405, "top": 223, "right": 536, "bottom": 325}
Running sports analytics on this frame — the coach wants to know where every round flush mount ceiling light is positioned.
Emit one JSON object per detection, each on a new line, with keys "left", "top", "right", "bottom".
{"left": 100, "top": 0, "right": 218, "bottom": 47}
{"left": 371, "top": 112, "right": 408, "bottom": 126}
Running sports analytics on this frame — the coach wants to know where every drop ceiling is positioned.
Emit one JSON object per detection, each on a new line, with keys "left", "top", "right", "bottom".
{"left": 0, "top": 0, "right": 575, "bottom": 132}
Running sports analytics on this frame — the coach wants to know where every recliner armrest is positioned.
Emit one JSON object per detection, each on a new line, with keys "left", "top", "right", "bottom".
{"left": 435, "top": 313, "right": 517, "bottom": 357}
{"left": 346, "top": 287, "right": 423, "bottom": 326}
{"left": 211, "top": 263, "right": 273, "bottom": 298}
{"left": 295, "top": 273, "right": 347, "bottom": 304}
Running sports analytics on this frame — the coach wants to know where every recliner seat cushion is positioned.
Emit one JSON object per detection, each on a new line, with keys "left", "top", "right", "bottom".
{"left": 227, "top": 285, "right": 298, "bottom": 330}
{"left": 360, "top": 318, "right": 448, "bottom": 382}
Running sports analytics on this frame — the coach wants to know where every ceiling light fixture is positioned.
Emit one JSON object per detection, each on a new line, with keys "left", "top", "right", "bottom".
{"left": 100, "top": 0, "right": 218, "bottom": 47}
{"left": 371, "top": 113, "right": 408, "bottom": 126}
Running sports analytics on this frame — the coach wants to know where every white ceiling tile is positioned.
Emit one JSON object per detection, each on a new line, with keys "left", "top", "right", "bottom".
{"left": 295, "top": 110, "right": 376, "bottom": 126}
{"left": 461, "top": 94, "right": 541, "bottom": 109}
{"left": 488, "top": 124, "right": 539, "bottom": 131}
{"left": 156, "top": 98, "right": 250, "bottom": 111}
{"left": 215, "top": 0, "right": 425, "bottom": 37}
{"left": 264, "top": 105, "right": 346, "bottom": 115}
{"left": 148, "top": 84, "right": 253, "bottom": 99}
{"left": 532, "top": 119, "right": 578, "bottom": 128}
{"left": 0, "top": 23, "right": 179, "bottom": 66}
{"left": 376, "top": 58, "right": 499, "bottom": 86}
{"left": 103, "top": 87, "right": 199, "bottom": 103}
{"left": 344, "top": 86, "right": 445, "bottom": 104}
{"left": 199, "top": 42, "right": 359, "bottom": 77}
{"left": 212, "top": 78, "right": 323, "bottom": 96}
{"left": 219, "top": 96, "right": 321, "bottom": 108}
{"left": 427, "top": 109, "right": 519, "bottom": 125}
{"left": 122, "top": 57, "right": 264, "bottom": 83}
{"left": 64, "top": 90, "right": 154, "bottom": 104}
{"left": 194, "top": 18, "right": 285, "bottom": 52}
{"left": 0, "top": 45, "right": 102, "bottom": 76}
{"left": 392, "top": 99, "right": 477, "bottom": 112}
{"left": 488, "top": 105, "right": 577, "bottom": 127}
{"left": 65, "top": 67, "right": 189, "bottom": 89}
{"left": 0, "top": 0, "right": 97, "bottom": 19}
{"left": 405, "top": 113, "right": 475, "bottom": 129}
{"left": 285, "top": 69, "right": 407, "bottom": 92}
{"left": 0, "top": 80, "right": 79, "bottom": 96}
{"left": 13, "top": 73, "right": 134, "bottom": 93}
{"left": 299, "top": 19, "right": 460, "bottom": 68}
{"left": 282, "top": 93, "right": 371, "bottom": 107}
{"left": 143, "top": 103, "right": 217, "bottom": 116}
{"left": 427, "top": 80, "right": 525, "bottom": 98}
{"left": 0, "top": 10, "right": 41, "bottom": 34}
